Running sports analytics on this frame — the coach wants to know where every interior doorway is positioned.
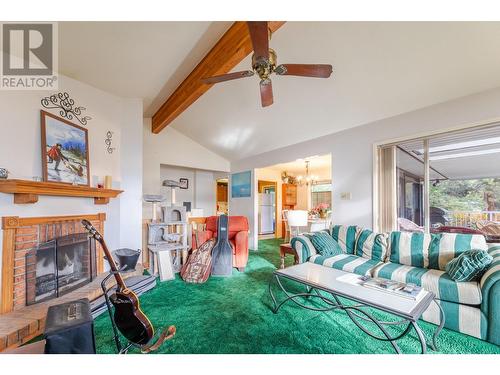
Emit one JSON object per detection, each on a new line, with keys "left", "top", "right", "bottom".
{"left": 216, "top": 178, "right": 228, "bottom": 215}
{"left": 258, "top": 180, "right": 278, "bottom": 238}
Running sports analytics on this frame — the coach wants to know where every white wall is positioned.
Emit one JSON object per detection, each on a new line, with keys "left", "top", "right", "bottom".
{"left": 142, "top": 118, "right": 230, "bottom": 219}
{"left": 0, "top": 75, "right": 143, "bottom": 290}
{"left": 194, "top": 170, "right": 217, "bottom": 217}
{"left": 158, "top": 166, "right": 218, "bottom": 218}
{"left": 160, "top": 165, "right": 196, "bottom": 206}
{"left": 229, "top": 169, "right": 258, "bottom": 249}
{"left": 118, "top": 99, "right": 143, "bottom": 250}
{"left": 230, "top": 86, "right": 500, "bottom": 247}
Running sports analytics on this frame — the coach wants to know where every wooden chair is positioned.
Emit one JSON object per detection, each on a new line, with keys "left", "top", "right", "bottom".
{"left": 282, "top": 209, "right": 291, "bottom": 243}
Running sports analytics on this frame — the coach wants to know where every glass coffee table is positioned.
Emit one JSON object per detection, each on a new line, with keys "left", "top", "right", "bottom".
{"left": 268, "top": 262, "right": 445, "bottom": 354}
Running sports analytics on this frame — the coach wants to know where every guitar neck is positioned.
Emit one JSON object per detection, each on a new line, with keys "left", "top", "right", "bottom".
{"left": 98, "top": 237, "right": 126, "bottom": 290}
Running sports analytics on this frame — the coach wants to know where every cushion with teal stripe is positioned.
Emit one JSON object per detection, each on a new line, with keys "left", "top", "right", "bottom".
{"left": 389, "top": 231, "right": 432, "bottom": 268}
{"left": 331, "top": 225, "right": 360, "bottom": 254}
{"left": 372, "top": 262, "right": 482, "bottom": 305}
{"left": 445, "top": 249, "right": 493, "bottom": 282}
{"left": 309, "top": 254, "right": 382, "bottom": 276}
{"left": 421, "top": 299, "right": 487, "bottom": 340}
{"left": 355, "top": 229, "right": 389, "bottom": 261}
{"left": 305, "top": 232, "right": 343, "bottom": 257}
{"left": 428, "top": 233, "right": 488, "bottom": 271}
{"left": 290, "top": 235, "right": 317, "bottom": 263}
{"left": 480, "top": 244, "right": 500, "bottom": 329}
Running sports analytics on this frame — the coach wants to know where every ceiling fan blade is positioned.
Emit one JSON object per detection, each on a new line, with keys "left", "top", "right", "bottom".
{"left": 260, "top": 79, "right": 273, "bottom": 107}
{"left": 275, "top": 64, "right": 333, "bottom": 78}
{"left": 202, "top": 70, "right": 254, "bottom": 84}
{"left": 247, "top": 21, "right": 269, "bottom": 61}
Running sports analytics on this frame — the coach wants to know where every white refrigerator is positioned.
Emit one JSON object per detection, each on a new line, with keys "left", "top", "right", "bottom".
{"left": 259, "top": 192, "right": 275, "bottom": 234}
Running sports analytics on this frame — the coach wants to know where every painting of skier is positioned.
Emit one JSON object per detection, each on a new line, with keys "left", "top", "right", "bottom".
{"left": 41, "top": 110, "right": 90, "bottom": 185}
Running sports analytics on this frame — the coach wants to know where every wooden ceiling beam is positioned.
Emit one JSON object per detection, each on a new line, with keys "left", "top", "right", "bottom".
{"left": 151, "top": 21, "right": 285, "bottom": 134}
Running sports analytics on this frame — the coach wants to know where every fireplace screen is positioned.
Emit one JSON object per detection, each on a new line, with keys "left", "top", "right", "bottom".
{"left": 26, "top": 233, "right": 97, "bottom": 305}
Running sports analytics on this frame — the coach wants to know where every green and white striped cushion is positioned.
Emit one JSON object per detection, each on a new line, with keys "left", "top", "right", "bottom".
{"left": 355, "top": 229, "right": 389, "bottom": 262}
{"left": 445, "top": 249, "right": 493, "bottom": 282}
{"left": 428, "top": 233, "right": 488, "bottom": 271}
{"left": 331, "top": 225, "right": 360, "bottom": 254}
{"left": 389, "top": 231, "right": 432, "bottom": 268}
{"left": 290, "top": 235, "right": 317, "bottom": 263}
{"left": 306, "top": 232, "right": 343, "bottom": 257}
{"left": 480, "top": 244, "right": 500, "bottom": 315}
{"left": 372, "top": 262, "right": 481, "bottom": 305}
{"left": 479, "top": 244, "right": 500, "bottom": 345}
{"left": 422, "top": 300, "right": 487, "bottom": 340}
{"left": 309, "top": 254, "right": 382, "bottom": 276}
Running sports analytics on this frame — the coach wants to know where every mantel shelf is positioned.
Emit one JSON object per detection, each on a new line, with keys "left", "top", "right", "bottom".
{"left": 0, "top": 179, "right": 123, "bottom": 205}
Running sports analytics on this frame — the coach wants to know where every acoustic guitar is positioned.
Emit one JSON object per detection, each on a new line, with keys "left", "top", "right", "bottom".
{"left": 81, "top": 219, "right": 175, "bottom": 352}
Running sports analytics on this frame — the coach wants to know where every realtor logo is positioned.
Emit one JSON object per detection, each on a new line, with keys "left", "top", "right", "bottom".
{"left": 1, "top": 22, "right": 58, "bottom": 90}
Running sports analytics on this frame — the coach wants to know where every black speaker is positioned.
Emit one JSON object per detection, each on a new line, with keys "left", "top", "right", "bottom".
{"left": 44, "top": 298, "right": 96, "bottom": 354}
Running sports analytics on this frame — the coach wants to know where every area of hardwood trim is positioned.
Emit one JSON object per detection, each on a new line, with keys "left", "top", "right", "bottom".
{"left": 0, "top": 228, "right": 15, "bottom": 314}
{"left": 2, "top": 213, "right": 106, "bottom": 229}
{"left": 0, "top": 179, "right": 122, "bottom": 205}
{"left": 151, "top": 21, "right": 285, "bottom": 133}
{"left": 1, "top": 213, "right": 106, "bottom": 314}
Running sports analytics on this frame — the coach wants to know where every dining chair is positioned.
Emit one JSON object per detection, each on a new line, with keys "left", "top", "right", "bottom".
{"left": 326, "top": 211, "right": 332, "bottom": 230}
{"left": 282, "top": 209, "right": 291, "bottom": 243}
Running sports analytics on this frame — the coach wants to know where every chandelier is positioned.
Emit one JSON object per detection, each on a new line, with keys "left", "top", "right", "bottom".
{"left": 296, "top": 160, "right": 318, "bottom": 186}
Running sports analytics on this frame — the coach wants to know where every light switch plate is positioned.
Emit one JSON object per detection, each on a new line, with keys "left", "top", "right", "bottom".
{"left": 340, "top": 192, "right": 352, "bottom": 200}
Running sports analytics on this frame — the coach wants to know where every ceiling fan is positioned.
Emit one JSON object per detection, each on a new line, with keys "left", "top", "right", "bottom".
{"left": 201, "top": 21, "right": 333, "bottom": 107}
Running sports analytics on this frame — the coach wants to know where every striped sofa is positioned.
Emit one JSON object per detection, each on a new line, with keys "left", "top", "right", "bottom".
{"left": 290, "top": 225, "right": 500, "bottom": 345}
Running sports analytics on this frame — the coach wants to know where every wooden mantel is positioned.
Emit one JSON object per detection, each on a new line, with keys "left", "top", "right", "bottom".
{"left": 0, "top": 179, "right": 123, "bottom": 205}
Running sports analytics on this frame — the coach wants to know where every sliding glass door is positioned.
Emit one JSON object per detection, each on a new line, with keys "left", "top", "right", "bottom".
{"left": 377, "top": 123, "right": 500, "bottom": 235}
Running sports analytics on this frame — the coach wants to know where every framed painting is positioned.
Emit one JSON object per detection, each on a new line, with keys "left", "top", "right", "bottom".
{"left": 41, "top": 110, "right": 90, "bottom": 186}
{"left": 231, "top": 171, "right": 252, "bottom": 198}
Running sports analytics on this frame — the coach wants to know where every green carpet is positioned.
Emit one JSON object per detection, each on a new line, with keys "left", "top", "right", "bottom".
{"left": 94, "top": 239, "right": 500, "bottom": 354}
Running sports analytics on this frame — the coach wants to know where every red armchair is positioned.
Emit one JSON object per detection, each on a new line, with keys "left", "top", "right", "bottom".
{"left": 191, "top": 216, "right": 249, "bottom": 272}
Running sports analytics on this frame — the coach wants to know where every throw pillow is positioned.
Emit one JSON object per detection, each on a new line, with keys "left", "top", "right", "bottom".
{"left": 445, "top": 249, "right": 493, "bottom": 282}
{"left": 355, "top": 229, "right": 389, "bottom": 261}
{"left": 306, "top": 232, "right": 344, "bottom": 257}
{"left": 331, "top": 225, "right": 361, "bottom": 254}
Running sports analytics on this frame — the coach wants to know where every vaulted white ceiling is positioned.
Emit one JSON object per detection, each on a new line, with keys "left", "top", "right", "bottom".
{"left": 59, "top": 22, "right": 500, "bottom": 162}
{"left": 58, "top": 21, "right": 231, "bottom": 114}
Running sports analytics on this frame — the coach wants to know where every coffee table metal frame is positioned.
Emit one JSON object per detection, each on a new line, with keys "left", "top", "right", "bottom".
{"left": 268, "top": 268, "right": 445, "bottom": 354}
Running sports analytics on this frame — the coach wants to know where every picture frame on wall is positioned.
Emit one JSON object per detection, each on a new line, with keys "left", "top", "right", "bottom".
{"left": 41, "top": 110, "right": 90, "bottom": 186}
{"left": 179, "top": 178, "right": 189, "bottom": 189}
{"left": 231, "top": 171, "right": 252, "bottom": 198}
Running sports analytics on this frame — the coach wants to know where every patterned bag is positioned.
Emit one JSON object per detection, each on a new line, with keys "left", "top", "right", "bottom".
{"left": 180, "top": 238, "right": 215, "bottom": 283}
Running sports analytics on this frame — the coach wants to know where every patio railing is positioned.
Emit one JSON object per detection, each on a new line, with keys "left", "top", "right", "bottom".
{"left": 448, "top": 211, "right": 500, "bottom": 228}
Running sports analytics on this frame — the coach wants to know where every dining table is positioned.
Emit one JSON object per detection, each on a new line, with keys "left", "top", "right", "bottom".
{"left": 304, "top": 218, "right": 330, "bottom": 233}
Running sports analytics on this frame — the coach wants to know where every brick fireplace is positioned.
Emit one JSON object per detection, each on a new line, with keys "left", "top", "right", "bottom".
{"left": 1, "top": 213, "right": 106, "bottom": 314}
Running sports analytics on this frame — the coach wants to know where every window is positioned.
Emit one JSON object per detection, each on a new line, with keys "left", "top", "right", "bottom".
{"left": 377, "top": 124, "right": 500, "bottom": 234}
{"left": 311, "top": 181, "right": 332, "bottom": 208}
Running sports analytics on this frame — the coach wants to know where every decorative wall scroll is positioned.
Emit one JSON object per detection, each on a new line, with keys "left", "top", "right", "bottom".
{"left": 105, "top": 131, "right": 115, "bottom": 153}
{"left": 41, "top": 92, "right": 92, "bottom": 126}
